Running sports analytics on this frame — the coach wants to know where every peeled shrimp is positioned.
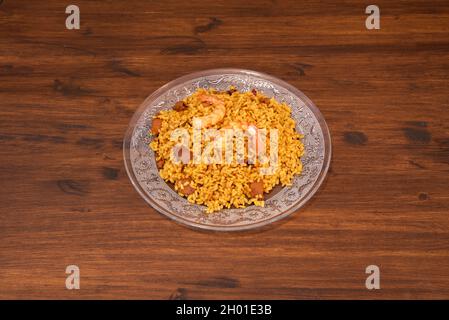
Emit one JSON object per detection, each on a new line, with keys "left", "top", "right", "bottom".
{"left": 195, "top": 94, "right": 226, "bottom": 128}
{"left": 229, "top": 121, "right": 266, "bottom": 156}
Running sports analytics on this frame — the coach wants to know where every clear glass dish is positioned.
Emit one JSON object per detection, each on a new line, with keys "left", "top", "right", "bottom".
{"left": 123, "top": 69, "right": 331, "bottom": 231}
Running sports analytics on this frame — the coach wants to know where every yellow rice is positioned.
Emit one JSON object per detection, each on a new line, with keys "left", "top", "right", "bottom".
{"left": 149, "top": 87, "right": 304, "bottom": 213}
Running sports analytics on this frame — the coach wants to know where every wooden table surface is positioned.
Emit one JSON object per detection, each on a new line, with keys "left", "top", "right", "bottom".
{"left": 1, "top": 0, "right": 448, "bottom": 299}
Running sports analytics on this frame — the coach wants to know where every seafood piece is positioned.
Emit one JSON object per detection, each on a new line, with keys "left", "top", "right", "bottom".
{"left": 229, "top": 121, "right": 266, "bottom": 156}
{"left": 196, "top": 94, "right": 226, "bottom": 127}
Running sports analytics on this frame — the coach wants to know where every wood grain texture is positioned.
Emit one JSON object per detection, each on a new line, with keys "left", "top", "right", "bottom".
{"left": 1, "top": 0, "right": 448, "bottom": 299}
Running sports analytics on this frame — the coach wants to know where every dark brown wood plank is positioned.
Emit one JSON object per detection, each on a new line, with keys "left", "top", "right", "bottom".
{"left": 0, "top": 0, "right": 448, "bottom": 299}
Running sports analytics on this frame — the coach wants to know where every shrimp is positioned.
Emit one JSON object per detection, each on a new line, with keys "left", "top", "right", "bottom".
{"left": 229, "top": 121, "right": 266, "bottom": 157}
{"left": 195, "top": 94, "right": 226, "bottom": 128}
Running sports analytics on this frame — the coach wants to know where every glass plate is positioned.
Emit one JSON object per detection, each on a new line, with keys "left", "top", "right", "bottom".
{"left": 123, "top": 69, "right": 331, "bottom": 231}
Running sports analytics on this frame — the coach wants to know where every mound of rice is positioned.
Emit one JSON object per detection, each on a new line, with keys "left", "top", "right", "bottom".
{"left": 149, "top": 87, "right": 304, "bottom": 213}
